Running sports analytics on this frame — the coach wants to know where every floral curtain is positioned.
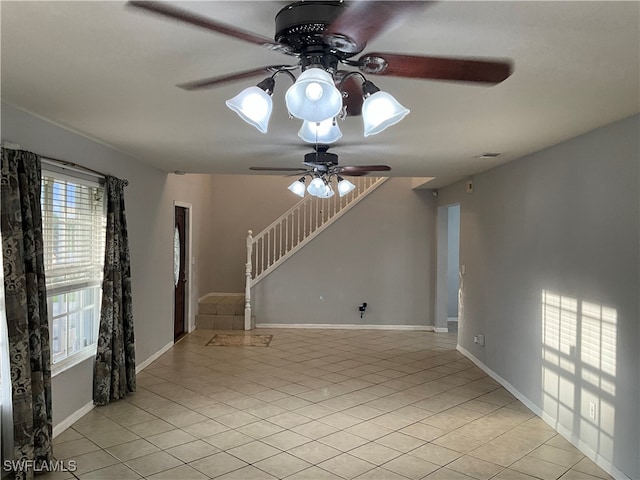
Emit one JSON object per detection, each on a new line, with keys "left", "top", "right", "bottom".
{"left": 93, "top": 176, "right": 136, "bottom": 405}
{"left": 0, "top": 148, "right": 53, "bottom": 480}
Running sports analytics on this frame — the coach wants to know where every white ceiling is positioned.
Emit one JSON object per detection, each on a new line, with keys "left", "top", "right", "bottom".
{"left": 1, "top": 1, "right": 638, "bottom": 188}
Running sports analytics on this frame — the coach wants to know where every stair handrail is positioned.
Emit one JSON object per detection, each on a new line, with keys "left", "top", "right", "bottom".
{"left": 244, "top": 176, "right": 388, "bottom": 329}
{"left": 254, "top": 194, "right": 307, "bottom": 240}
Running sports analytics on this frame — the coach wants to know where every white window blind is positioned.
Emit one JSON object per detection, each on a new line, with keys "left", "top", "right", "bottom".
{"left": 41, "top": 172, "right": 106, "bottom": 294}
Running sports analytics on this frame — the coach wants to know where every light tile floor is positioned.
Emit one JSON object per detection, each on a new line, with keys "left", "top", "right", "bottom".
{"left": 47, "top": 328, "right": 614, "bottom": 480}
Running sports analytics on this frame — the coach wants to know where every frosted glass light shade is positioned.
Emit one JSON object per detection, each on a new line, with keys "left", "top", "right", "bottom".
{"left": 285, "top": 68, "right": 343, "bottom": 122}
{"left": 316, "top": 183, "right": 335, "bottom": 198}
{"left": 298, "top": 119, "right": 343, "bottom": 144}
{"left": 288, "top": 178, "right": 306, "bottom": 197}
{"left": 307, "top": 177, "right": 326, "bottom": 196}
{"left": 362, "top": 91, "right": 409, "bottom": 137}
{"left": 337, "top": 177, "right": 356, "bottom": 197}
{"left": 226, "top": 86, "right": 273, "bottom": 133}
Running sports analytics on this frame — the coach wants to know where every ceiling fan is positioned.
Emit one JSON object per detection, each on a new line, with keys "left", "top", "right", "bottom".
{"left": 249, "top": 145, "right": 391, "bottom": 198}
{"left": 127, "top": 1, "right": 514, "bottom": 139}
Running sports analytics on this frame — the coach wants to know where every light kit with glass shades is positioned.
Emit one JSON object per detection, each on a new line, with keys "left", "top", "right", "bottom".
{"left": 225, "top": 65, "right": 410, "bottom": 141}
{"left": 128, "top": 0, "right": 513, "bottom": 196}
{"left": 251, "top": 145, "right": 387, "bottom": 199}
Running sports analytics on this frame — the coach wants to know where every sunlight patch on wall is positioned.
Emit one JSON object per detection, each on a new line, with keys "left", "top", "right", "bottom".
{"left": 541, "top": 290, "right": 617, "bottom": 459}
{"left": 581, "top": 301, "right": 617, "bottom": 393}
{"left": 542, "top": 291, "right": 577, "bottom": 427}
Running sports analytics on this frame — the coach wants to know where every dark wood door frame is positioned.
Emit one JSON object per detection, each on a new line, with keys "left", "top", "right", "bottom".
{"left": 174, "top": 205, "right": 190, "bottom": 341}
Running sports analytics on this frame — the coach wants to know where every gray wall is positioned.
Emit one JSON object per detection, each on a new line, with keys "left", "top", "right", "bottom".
{"left": 437, "top": 115, "right": 639, "bottom": 479}
{"left": 162, "top": 173, "right": 217, "bottom": 305}
{"left": 207, "top": 174, "right": 301, "bottom": 293}
{"left": 1, "top": 104, "right": 214, "bottom": 427}
{"left": 253, "top": 178, "right": 437, "bottom": 327}
{"left": 447, "top": 204, "right": 460, "bottom": 317}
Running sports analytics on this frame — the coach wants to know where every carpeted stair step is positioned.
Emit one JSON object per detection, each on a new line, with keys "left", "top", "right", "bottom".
{"left": 197, "top": 293, "right": 246, "bottom": 330}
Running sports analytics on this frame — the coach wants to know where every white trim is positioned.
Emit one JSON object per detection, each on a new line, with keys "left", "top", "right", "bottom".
{"left": 456, "top": 345, "right": 630, "bottom": 480}
{"left": 255, "top": 323, "right": 434, "bottom": 331}
{"left": 53, "top": 400, "right": 94, "bottom": 438}
{"left": 51, "top": 345, "right": 96, "bottom": 377}
{"left": 434, "top": 327, "right": 449, "bottom": 333}
{"left": 52, "top": 341, "right": 174, "bottom": 439}
{"left": 136, "top": 341, "right": 173, "bottom": 374}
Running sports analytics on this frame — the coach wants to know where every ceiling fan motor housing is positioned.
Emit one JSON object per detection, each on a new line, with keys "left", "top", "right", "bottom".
{"left": 304, "top": 150, "right": 339, "bottom": 166}
{"left": 275, "top": 1, "right": 358, "bottom": 63}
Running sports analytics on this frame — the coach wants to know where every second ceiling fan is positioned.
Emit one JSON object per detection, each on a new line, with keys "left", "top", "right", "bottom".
{"left": 249, "top": 145, "right": 391, "bottom": 198}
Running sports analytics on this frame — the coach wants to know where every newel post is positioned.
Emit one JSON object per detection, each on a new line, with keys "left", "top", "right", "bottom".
{"left": 244, "top": 230, "right": 253, "bottom": 330}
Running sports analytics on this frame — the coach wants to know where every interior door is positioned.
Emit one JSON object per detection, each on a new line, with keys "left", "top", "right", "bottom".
{"left": 174, "top": 206, "right": 187, "bottom": 341}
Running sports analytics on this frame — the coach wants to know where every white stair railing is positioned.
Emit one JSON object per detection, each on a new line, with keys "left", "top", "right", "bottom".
{"left": 243, "top": 176, "right": 388, "bottom": 329}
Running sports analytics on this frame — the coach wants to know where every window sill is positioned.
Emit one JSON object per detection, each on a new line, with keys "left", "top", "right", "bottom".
{"left": 51, "top": 345, "right": 97, "bottom": 377}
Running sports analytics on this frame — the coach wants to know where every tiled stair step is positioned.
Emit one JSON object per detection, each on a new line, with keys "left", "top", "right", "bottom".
{"left": 196, "top": 314, "right": 244, "bottom": 330}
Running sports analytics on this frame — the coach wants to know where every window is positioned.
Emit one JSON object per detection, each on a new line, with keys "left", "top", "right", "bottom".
{"left": 41, "top": 170, "right": 106, "bottom": 371}
{"left": 1, "top": 235, "right": 11, "bottom": 472}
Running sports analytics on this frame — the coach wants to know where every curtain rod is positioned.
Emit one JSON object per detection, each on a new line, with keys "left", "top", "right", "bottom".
{"left": 1, "top": 141, "right": 128, "bottom": 186}
{"left": 41, "top": 155, "right": 129, "bottom": 187}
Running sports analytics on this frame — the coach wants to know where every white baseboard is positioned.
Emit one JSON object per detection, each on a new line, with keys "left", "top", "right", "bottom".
{"left": 434, "top": 327, "right": 449, "bottom": 333}
{"left": 457, "top": 345, "right": 630, "bottom": 480}
{"left": 136, "top": 341, "right": 174, "bottom": 374}
{"left": 52, "top": 340, "right": 176, "bottom": 439}
{"left": 53, "top": 400, "right": 94, "bottom": 438}
{"left": 255, "top": 323, "right": 434, "bottom": 331}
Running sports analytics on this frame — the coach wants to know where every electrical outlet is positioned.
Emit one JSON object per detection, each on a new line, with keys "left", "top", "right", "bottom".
{"left": 589, "top": 402, "right": 597, "bottom": 420}
{"left": 478, "top": 334, "right": 485, "bottom": 346}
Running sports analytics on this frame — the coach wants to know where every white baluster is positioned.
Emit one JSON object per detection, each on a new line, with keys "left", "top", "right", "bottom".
{"left": 272, "top": 227, "right": 276, "bottom": 262}
{"left": 246, "top": 177, "right": 387, "bottom": 286}
{"left": 245, "top": 230, "right": 253, "bottom": 330}
{"left": 272, "top": 227, "right": 276, "bottom": 265}
{"left": 284, "top": 216, "right": 288, "bottom": 255}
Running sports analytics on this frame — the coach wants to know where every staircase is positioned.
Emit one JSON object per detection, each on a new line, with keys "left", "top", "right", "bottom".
{"left": 242, "top": 176, "right": 388, "bottom": 329}
{"left": 196, "top": 293, "right": 245, "bottom": 330}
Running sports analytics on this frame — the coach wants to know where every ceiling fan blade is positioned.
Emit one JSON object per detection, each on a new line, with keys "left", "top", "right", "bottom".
{"left": 249, "top": 167, "right": 309, "bottom": 172}
{"left": 323, "top": 1, "right": 430, "bottom": 54}
{"left": 358, "top": 52, "right": 513, "bottom": 85}
{"left": 127, "top": 1, "right": 290, "bottom": 53}
{"left": 177, "top": 65, "right": 296, "bottom": 91}
{"left": 338, "top": 165, "right": 392, "bottom": 176}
